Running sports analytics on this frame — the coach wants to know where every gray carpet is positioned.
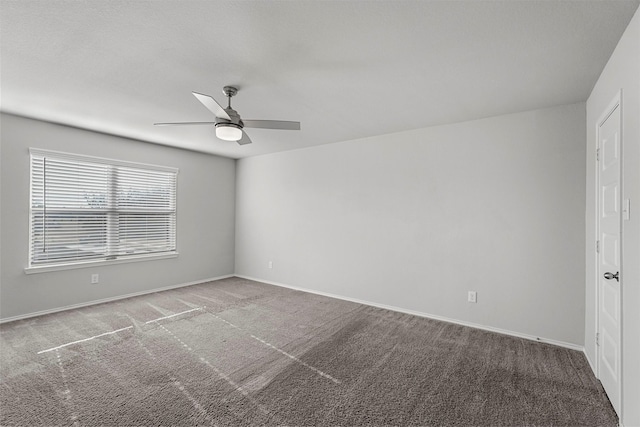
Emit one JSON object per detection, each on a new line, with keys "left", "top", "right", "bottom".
{"left": 0, "top": 277, "right": 617, "bottom": 426}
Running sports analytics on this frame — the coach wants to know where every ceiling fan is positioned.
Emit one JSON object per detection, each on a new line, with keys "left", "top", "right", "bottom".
{"left": 154, "top": 86, "right": 300, "bottom": 145}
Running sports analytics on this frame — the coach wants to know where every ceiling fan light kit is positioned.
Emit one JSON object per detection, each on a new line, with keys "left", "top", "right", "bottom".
{"left": 155, "top": 85, "right": 300, "bottom": 146}
{"left": 215, "top": 123, "right": 243, "bottom": 141}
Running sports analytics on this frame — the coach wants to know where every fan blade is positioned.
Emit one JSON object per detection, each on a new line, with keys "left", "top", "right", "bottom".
{"left": 237, "top": 130, "right": 252, "bottom": 145}
{"left": 192, "top": 92, "right": 231, "bottom": 120}
{"left": 242, "top": 120, "right": 300, "bottom": 130}
{"left": 154, "top": 122, "right": 216, "bottom": 126}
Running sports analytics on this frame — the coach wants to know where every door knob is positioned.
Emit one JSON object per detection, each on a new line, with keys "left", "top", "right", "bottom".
{"left": 604, "top": 271, "right": 619, "bottom": 282}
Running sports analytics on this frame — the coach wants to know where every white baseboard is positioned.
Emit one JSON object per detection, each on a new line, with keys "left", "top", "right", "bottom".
{"left": 583, "top": 348, "right": 598, "bottom": 376}
{"left": 235, "top": 275, "right": 585, "bottom": 352}
{"left": 0, "top": 274, "right": 234, "bottom": 324}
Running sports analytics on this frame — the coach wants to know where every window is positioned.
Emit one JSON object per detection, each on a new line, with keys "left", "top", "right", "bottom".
{"left": 28, "top": 149, "right": 178, "bottom": 271}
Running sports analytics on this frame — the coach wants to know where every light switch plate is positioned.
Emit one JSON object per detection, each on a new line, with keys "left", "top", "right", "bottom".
{"left": 468, "top": 291, "right": 477, "bottom": 303}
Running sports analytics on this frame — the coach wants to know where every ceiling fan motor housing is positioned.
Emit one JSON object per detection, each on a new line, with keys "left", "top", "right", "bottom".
{"left": 218, "top": 108, "right": 243, "bottom": 126}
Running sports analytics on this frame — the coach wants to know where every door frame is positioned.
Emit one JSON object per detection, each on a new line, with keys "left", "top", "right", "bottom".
{"left": 594, "top": 89, "right": 623, "bottom": 416}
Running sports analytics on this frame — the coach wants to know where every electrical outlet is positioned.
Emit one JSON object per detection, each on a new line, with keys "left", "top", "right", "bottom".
{"left": 468, "top": 291, "right": 477, "bottom": 303}
{"left": 268, "top": 261, "right": 273, "bottom": 269}
{"left": 91, "top": 274, "right": 99, "bottom": 284}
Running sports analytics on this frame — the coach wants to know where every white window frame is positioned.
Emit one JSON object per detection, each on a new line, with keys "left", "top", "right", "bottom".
{"left": 25, "top": 149, "right": 179, "bottom": 274}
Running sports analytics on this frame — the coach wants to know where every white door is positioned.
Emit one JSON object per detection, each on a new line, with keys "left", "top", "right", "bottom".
{"left": 597, "top": 101, "right": 621, "bottom": 415}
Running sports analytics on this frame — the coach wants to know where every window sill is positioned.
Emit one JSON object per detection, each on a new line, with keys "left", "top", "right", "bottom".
{"left": 24, "top": 252, "right": 179, "bottom": 275}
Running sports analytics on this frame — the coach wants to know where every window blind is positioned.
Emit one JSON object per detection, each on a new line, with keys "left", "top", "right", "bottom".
{"left": 29, "top": 149, "right": 178, "bottom": 268}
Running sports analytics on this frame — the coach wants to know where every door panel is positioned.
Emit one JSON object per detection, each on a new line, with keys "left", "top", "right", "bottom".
{"left": 602, "top": 134, "right": 618, "bottom": 167}
{"left": 602, "top": 233, "right": 619, "bottom": 267}
{"left": 602, "top": 183, "right": 618, "bottom": 217}
{"left": 598, "top": 103, "right": 621, "bottom": 415}
{"left": 602, "top": 329, "right": 617, "bottom": 375}
{"left": 602, "top": 281, "right": 618, "bottom": 324}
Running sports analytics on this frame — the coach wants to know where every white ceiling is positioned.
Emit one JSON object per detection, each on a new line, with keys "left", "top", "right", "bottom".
{"left": 1, "top": 1, "right": 638, "bottom": 159}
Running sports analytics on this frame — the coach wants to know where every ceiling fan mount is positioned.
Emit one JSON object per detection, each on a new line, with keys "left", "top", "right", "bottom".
{"left": 155, "top": 85, "right": 300, "bottom": 146}
{"left": 222, "top": 85, "right": 238, "bottom": 99}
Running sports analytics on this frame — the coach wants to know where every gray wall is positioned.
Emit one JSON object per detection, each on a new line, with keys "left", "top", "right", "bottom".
{"left": 585, "top": 7, "right": 640, "bottom": 426}
{"left": 236, "top": 103, "right": 586, "bottom": 346}
{"left": 0, "top": 114, "right": 236, "bottom": 320}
